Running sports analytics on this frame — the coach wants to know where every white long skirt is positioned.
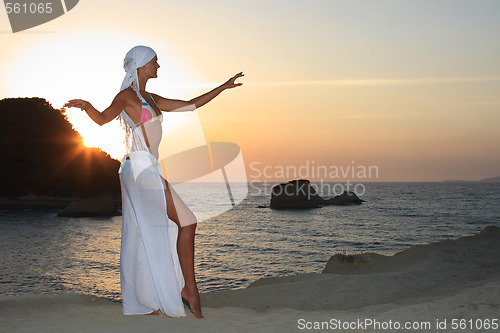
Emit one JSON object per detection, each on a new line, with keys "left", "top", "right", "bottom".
{"left": 119, "top": 151, "right": 185, "bottom": 316}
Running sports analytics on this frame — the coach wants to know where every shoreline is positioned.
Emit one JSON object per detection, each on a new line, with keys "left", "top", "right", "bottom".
{"left": 0, "top": 196, "right": 74, "bottom": 210}
{"left": 0, "top": 194, "right": 122, "bottom": 216}
{"left": 2, "top": 226, "right": 499, "bottom": 332}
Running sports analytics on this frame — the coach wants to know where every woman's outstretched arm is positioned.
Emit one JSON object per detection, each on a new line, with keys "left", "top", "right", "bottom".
{"left": 64, "top": 90, "right": 127, "bottom": 126}
{"left": 152, "top": 72, "right": 244, "bottom": 112}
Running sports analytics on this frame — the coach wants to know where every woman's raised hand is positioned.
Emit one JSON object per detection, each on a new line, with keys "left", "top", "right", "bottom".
{"left": 64, "top": 99, "right": 92, "bottom": 111}
{"left": 222, "top": 72, "right": 244, "bottom": 89}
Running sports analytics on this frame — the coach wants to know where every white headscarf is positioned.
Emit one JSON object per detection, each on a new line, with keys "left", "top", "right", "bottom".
{"left": 120, "top": 45, "right": 157, "bottom": 93}
{"left": 118, "top": 46, "right": 157, "bottom": 157}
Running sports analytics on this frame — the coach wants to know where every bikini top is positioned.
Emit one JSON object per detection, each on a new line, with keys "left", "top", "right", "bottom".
{"left": 137, "top": 92, "right": 162, "bottom": 126}
{"left": 119, "top": 90, "right": 164, "bottom": 157}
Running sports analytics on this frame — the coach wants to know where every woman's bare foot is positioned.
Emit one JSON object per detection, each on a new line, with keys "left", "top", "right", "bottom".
{"left": 147, "top": 310, "right": 160, "bottom": 315}
{"left": 181, "top": 287, "right": 204, "bottom": 319}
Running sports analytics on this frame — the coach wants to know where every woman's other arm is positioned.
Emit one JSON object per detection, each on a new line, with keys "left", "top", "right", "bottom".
{"left": 152, "top": 72, "right": 244, "bottom": 112}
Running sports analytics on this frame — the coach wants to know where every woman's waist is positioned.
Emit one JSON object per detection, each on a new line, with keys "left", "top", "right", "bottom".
{"left": 120, "top": 150, "right": 160, "bottom": 173}
{"left": 122, "top": 150, "right": 158, "bottom": 162}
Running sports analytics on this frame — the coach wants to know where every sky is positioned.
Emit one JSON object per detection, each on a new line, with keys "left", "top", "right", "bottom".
{"left": 1, "top": 0, "right": 499, "bottom": 182}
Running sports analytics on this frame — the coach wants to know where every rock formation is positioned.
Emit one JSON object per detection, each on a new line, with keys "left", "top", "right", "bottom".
{"left": 270, "top": 179, "right": 364, "bottom": 209}
{"left": 270, "top": 179, "right": 324, "bottom": 209}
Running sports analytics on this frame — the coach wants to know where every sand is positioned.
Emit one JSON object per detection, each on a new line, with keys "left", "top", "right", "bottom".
{"left": 1, "top": 226, "right": 499, "bottom": 332}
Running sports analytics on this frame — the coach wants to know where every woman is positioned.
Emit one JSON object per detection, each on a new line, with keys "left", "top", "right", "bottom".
{"left": 65, "top": 45, "right": 243, "bottom": 319}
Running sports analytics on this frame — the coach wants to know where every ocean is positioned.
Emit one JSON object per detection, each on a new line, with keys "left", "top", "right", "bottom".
{"left": 1, "top": 182, "right": 499, "bottom": 302}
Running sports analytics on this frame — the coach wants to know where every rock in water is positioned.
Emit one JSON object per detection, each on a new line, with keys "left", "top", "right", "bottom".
{"left": 324, "top": 191, "right": 365, "bottom": 205}
{"left": 57, "top": 194, "right": 118, "bottom": 217}
{"left": 270, "top": 179, "right": 365, "bottom": 209}
{"left": 270, "top": 179, "right": 325, "bottom": 209}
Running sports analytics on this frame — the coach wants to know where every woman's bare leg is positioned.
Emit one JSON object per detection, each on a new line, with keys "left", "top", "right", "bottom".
{"left": 163, "top": 181, "right": 203, "bottom": 319}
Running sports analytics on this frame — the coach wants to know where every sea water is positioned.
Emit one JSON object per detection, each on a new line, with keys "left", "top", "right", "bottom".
{"left": 1, "top": 182, "right": 499, "bottom": 301}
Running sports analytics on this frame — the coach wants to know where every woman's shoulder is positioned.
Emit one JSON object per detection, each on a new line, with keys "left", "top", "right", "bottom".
{"left": 115, "top": 87, "right": 141, "bottom": 105}
{"left": 117, "top": 87, "right": 135, "bottom": 99}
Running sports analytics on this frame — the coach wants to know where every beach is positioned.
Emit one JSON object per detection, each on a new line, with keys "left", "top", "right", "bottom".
{"left": 2, "top": 226, "right": 499, "bottom": 333}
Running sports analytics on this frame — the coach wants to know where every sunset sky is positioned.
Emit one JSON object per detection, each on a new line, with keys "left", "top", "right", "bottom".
{"left": 1, "top": 0, "right": 499, "bottom": 182}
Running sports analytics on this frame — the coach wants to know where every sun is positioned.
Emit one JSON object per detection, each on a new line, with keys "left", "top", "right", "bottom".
{"left": 64, "top": 107, "right": 126, "bottom": 159}
{"left": 4, "top": 27, "right": 203, "bottom": 160}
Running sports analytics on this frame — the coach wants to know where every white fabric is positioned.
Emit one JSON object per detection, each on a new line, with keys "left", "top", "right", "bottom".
{"left": 119, "top": 152, "right": 185, "bottom": 316}
{"left": 118, "top": 46, "right": 186, "bottom": 317}
{"left": 120, "top": 45, "right": 156, "bottom": 93}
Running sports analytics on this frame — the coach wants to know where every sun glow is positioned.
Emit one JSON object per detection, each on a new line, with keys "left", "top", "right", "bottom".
{"left": 4, "top": 28, "right": 202, "bottom": 160}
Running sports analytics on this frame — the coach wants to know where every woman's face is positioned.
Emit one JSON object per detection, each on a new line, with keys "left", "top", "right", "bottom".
{"left": 141, "top": 56, "right": 160, "bottom": 79}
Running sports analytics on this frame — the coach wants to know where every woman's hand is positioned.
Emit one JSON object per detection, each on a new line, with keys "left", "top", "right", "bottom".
{"left": 222, "top": 72, "right": 244, "bottom": 90}
{"left": 64, "top": 99, "right": 93, "bottom": 111}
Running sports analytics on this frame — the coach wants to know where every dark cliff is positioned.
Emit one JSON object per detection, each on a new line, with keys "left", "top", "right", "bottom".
{"left": 0, "top": 97, "right": 120, "bottom": 198}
